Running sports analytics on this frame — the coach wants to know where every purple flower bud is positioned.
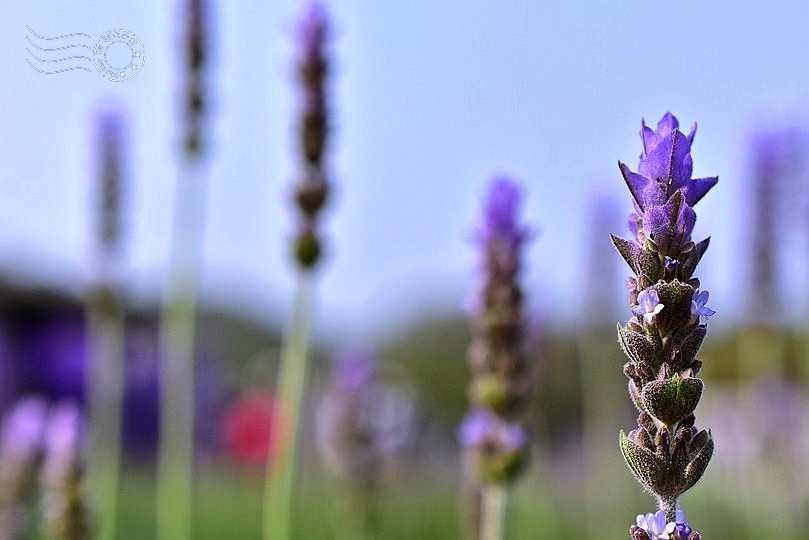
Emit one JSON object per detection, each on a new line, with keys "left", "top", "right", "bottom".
{"left": 672, "top": 520, "right": 693, "bottom": 540}
{"left": 632, "top": 289, "right": 664, "bottom": 323}
{"left": 630, "top": 112, "right": 718, "bottom": 209}
{"left": 298, "top": 1, "right": 329, "bottom": 61}
{"left": 642, "top": 191, "right": 696, "bottom": 256}
{"left": 476, "top": 177, "right": 529, "bottom": 248}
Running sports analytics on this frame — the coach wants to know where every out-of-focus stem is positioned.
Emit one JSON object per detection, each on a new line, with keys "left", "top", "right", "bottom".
{"left": 156, "top": 161, "right": 207, "bottom": 540}
{"left": 480, "top": 484, "right": 508, "bottom": 540}
{"left": 263, "top": 274, "right": 314, "bottom": 540}
{"left": 85, "top": 286, "right": 125, "bottom": 540}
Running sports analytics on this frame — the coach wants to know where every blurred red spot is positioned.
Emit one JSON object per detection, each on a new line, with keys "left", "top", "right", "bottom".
{"left": 219, "top": 392, "right": 283, "bottom": 466}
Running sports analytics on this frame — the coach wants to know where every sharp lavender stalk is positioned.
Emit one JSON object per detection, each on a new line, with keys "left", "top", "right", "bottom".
{"left": 612, "top": 112, "right": 717, "bottom": 540}
{"left": 460, "top": 178, "right": 532, "bottom": 540}
{"left": 263, "top": 3, "right": 332, "bottom": 539}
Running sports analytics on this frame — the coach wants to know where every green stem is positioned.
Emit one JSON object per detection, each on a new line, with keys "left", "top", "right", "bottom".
{"left": 480, "top": 484, "right": 508, "bottom": 540}
{"left": 659, "top": 496, "right": 678, "bottom": 524}
{"left": 262, "top": 274, "right": 314, "bottom": 540}
{"left": 156, "top": 162, "right": 207, "bottom": 540}
{"left": 85, "top": 287, "right": 125, "bottom": 540}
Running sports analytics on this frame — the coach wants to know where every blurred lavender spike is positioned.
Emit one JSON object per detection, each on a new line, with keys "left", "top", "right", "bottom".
{"left": 293, "top": 1, "right": 331, "bottom": 269}
{"left": 39, "top": 400, "right": 91, "bottom": 540}
{"left": 156, "top": 0, "right": 214, "bottom": 538}
{"left": 96, "top": 110, "right": 124, "bottom": 255}
{"left": 0, "top": 397, "right": 48, "bottom": 538}
{"left": 263, "top": 4, "right": 335, "bottom": 540}
{"left": 184, "top": 0, "right": 209, "bottom": 155}
{"left": 464, "top": 177, "right": 534, "bottom": 540}
{"left": 745, "top": 128, "right": 801, "bottom": 323}
{"left": 316, "top": 351, "right": 414, "bottom": 486}
{"left": 85, "top": 105, "right": 128, "bottom": 540}
{"left": 467, "top": 177, "right": 533, "bottom": 420}
{"left": 614, "top": 113, "right": 716, "bottom": 535}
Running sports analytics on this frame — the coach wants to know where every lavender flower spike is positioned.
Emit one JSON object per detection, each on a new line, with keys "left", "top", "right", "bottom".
{"left": 464, "top": 176, "right": 533, "bottom": 540}
{"left": 614, "top": 113, "right": 715, "bottom": 538}
{"left": 467, "top": 177, "right": 533, "bottom": 421}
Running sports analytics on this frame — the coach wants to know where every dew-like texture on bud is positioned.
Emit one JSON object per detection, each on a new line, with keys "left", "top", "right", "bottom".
{"left": 614, "top": 113, "right": 716, "bottom": 535}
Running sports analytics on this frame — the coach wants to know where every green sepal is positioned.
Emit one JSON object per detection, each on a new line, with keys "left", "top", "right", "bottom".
{"left": 683, "top": 429, "right": 714, "bottom": 491}
{"left": 619, "top": 429, "right": 659, "bottom": 491}
{"left": 641, "top": 374, "right": 703, "bottom": 428}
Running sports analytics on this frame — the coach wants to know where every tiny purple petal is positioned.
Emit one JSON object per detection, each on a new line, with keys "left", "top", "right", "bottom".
{"left": 691, "top": 288, "right": 716, "bottom": 322}
{"left": 643, "top": 193, "right": 696, "bottom": 256}
{"left": 681, "top": 176, "right": 718, "bottom": 207}
{"left": 624, "top": 113, "right": 716, "bottom": 217}
{"left": 459, "top": 410, "right": 492, "bottom": 447}
{"left": 673, "top": 521, "right": 693, "bottom": 540}
{"left": 635, "top": 510, "right": 671, "bottom": 539}
{"left": 459, "top": 410, "right": 527, "bottom": 451}
{"left": 620, "top": 162, "right": 665, "bottom": 211}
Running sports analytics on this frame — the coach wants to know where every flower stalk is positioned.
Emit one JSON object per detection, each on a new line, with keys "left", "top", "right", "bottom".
{"left": 263, "top": 4, "right": 332, "bottom": 539}
{"left": 460, "top": 178, "right": 532, "bottom": 540}
{"left": 613, "top": 113, "right": 717, "bottom": 539}
{"left": 156, "top": 1, "right": 211, "bottom": 538}
{"left": 84, "top": 109, "right": 127, "bottom": 540}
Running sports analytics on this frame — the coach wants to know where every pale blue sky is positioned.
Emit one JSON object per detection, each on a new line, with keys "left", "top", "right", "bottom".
{"left": 1, "top": 1, "right": 808, "bottom": 341}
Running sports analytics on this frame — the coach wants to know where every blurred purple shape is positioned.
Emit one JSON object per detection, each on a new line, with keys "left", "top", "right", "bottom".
{"left": 459, "top": 409, "right": 527, "bottom": 451}
{"left": 0, "top": 395, "right": 47, "bottom": 461}
{"left": 40, "top": 399, "right": 82, "bottom": 486}
{"left": 298, "top": 1, "right": 329, "bottom": 60}
{"left": 332, "top": 350, "right": 374, "bottom": 394}
{"left": 316, "top": 351, "right": 414, "bottom": 483}
{"left": 476, "top": 177, "right": 529, "bottom": 250}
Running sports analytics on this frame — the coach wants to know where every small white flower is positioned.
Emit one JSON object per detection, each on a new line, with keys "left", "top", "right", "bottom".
{"left": 636, "top": 509, "right": 685, "bottom": 539}
{"left": 632, "top": 289, "right": 664, "bottom": 323}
